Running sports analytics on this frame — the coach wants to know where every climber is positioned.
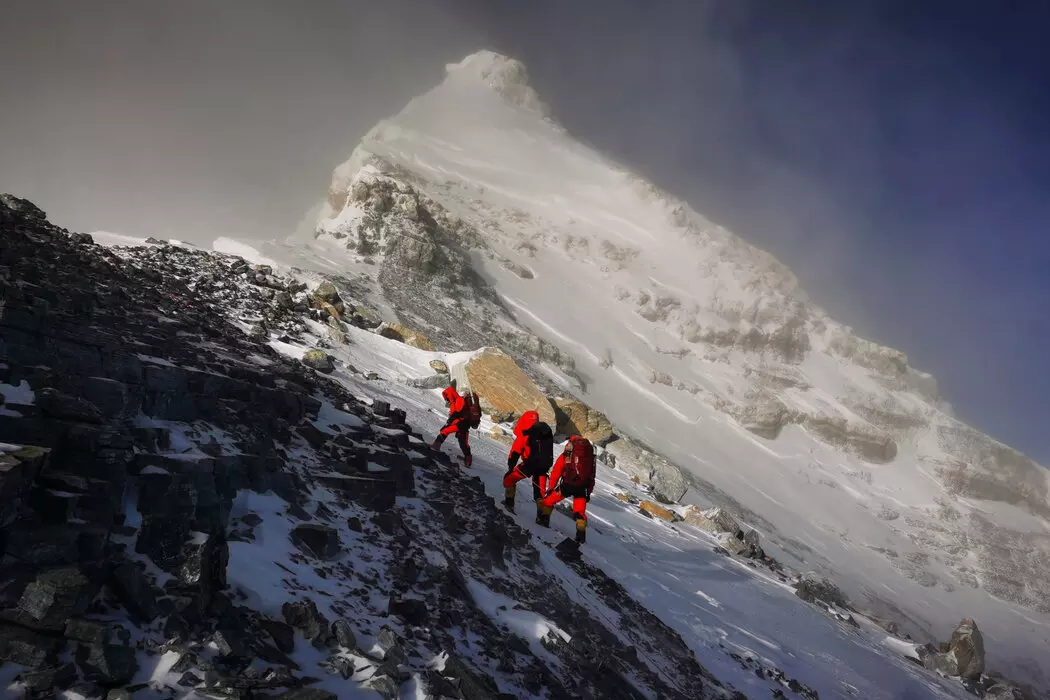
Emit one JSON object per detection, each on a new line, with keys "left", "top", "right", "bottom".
{"left": 502, "top": 411, "right": 554, "bottom": 511}
{"left": 431, "top": 381, "right": 473, "bottom": 467}
{"left": 536, "top": 436, "right": 596, "bottom": 544}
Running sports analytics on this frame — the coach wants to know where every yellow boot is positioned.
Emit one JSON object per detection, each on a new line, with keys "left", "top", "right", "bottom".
{"left": 575, "top": 516, "right": 587, "bottom": 544}
{"left": 503, "top": 486, "right": 516, "bottom": 512}
{"left": 536, "top": 503, "right": 553, "bottom": 527}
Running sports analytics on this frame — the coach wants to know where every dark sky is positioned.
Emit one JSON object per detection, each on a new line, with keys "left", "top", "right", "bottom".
{"left": 3, "top": 1, "right": 1048, "bottom": 462}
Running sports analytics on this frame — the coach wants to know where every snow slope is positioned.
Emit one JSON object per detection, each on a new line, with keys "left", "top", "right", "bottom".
{"left": 253, "top": 51, "right": 1049, "bottom": 687}
{"left": 268, "top": 319, "right": 981, "bottom": 700}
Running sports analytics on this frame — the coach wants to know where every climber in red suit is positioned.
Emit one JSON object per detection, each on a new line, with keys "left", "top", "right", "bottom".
{"left": 431, "top": 383, "right": 472, "bottom": 467}
{"left": 537, "top": 436, "right": 596, "bottom": 544}
{"left": 502, "top": 410, "right": 554, "bottom": 510}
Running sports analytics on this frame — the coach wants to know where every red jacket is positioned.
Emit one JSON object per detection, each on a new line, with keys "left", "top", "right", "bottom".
{"left": 442, "top": 386, "right": 466, "bottom": 416}
{"left": 508, "top": 410, "right": 539, "bottom": 468}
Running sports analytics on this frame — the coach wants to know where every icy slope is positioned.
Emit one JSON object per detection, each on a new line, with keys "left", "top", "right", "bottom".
{"left": 271, "top": 318, "right": 982, "bottom": 700}
{"left": 263, "top": 50, "right": 1050, "bottom": 686}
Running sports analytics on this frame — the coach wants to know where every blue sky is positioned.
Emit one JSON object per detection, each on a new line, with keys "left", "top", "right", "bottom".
{"left": 2, "top": 0, "right": 1047, "bottom": 461}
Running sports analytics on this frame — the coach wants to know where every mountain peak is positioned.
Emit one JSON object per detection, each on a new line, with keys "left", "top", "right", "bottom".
{"left": 442, "top": 50, "right": 550, "bottom": 117}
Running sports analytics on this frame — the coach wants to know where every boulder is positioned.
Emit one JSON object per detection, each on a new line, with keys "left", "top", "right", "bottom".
{"left": 948, "top": 618, "right": 985, "bottom": 680}
{"left": 450, "top": 348, "right": 555, "bottom": 427}
{"left": 331, "top": 619, "right": 356, "bottom": 649}
{"left": 13, "top": 566, "right": 99, "bottom": 630}
{"left": 76, "top": 643, "right": 138, "bottom": 685}
{"left": 721, "top": 396, "right": 798, "bottom": 440}
{"left": 604, "top": 437, "right": 688, "bottom": 503}
{"left": 984, "top": 684, "right": 1025, "bottom": 700}
{"left": 309, "top": 281, "right": 342, "bottom": 307}
{"left": 429, "top": 359, "right": 449, "bottom": 374}
{"left": 271, "top": 690, "right": 338, "bottom": 700}
{"left": 794, "top": 573, "right": 850, "bottom": 609}
{"left": 639, "top": 501, "right": 676, "bottom": 521}
{"left": 301, "top": 349, "right": 335, "bottom": 373}
{"left": 378, "top": 322, "right": 435, "bottom": 351}
{"left": 290, "top": 524, "right": 341, "bottom": 560}
{"left": 36, "top": 388, "right": 104, "bottom": 423}
{"left": 552, "top": 397, "right": 615, "bottom": 444}
{"left": 715, "top": 532, "right": 748, "bottom": 556}
{"left": 282, "top": 599, "right": 332, "bottom": 648}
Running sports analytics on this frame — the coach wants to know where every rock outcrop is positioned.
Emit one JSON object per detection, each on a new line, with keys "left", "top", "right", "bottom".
{"left": 449, "top": 348, "right": 555, "bottom": 425}
{"left": 605, "top": 437, "right": 689, "bottom": 503}
{"left": 552, "top": 397, "right": 615, "bottom": 444}
{"left": 378, "top": 322, "right": 435, "bottom": 351}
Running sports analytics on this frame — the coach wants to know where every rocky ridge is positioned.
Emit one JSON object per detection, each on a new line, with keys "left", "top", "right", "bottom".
{"left": 0, "top": 194, "right": 746, "bottom": 699}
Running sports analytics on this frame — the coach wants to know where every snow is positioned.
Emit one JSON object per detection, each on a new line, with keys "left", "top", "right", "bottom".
{"left": 212, "top": 236, "right": 280, "bottom": 269}
{"left": 245, "top": 311, "right": 976, "bottom": 699}
{"left": 465, "top": 578, "right": 571, "bottom": 660}
{"left": 205, "top": 49, "right": 1048, "bottom": 693}
{"left": 88, "top": 230, "right": 149, "bottom": 247}
{"left": 0, "top": 380, "right": 34, "bottom": 405}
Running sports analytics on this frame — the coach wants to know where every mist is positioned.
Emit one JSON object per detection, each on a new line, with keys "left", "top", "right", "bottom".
{"left": 2, "top": 0, "right": 1048, "bottom": 462}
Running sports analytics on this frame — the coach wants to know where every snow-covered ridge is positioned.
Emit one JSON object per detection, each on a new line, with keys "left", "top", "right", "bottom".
{"left": 258, "top": 50, "right": 1050, "bottom": 688}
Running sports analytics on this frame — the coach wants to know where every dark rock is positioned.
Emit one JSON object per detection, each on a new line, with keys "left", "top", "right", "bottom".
{"left": 106, "top": 690, "right": 133, "bottom": 700}
{"left": 270, "top": 688, "right": 338, "bottom": 700}
{"left": 388, "top": 597, "right": 429, "bottom": 626}
{"left": 178, "top": 531, "right": 229, "bottom": 604}
{"left": 77, "top": 643, "right": 139, "bottom": 685}
{"left": 261, "top": 618, "right": 296, "bottom": 653}
{"left": 301, "top": 349, "right": 334, "bottom": 373}
{"left": 28, "top": 487, "right": 79, "bottom": 524}
{"left": 82, "top": 377, "right": 130, "bottom": 417}
{"left": 0, "top": 445, "right": 49, "bottom": 526}
{"left": 12, "top": 566, "right": 99, "bottom": 631}
{"left": 984, "top": 684, "right": 1026, "bottom": 700}
{"left": 296, "top": 424, "right": 328, "bottom": 450}
{"left": 20, "top": 663, "right": 78, "bottom": 692}
{"left": 347, "top": 516, "right": 363, "bottom": 532}
{"left": 949, "top": 618, "right": 985, "bottom": 680}
{"left": 109, "top": 560, "right": 160, "bottom": 621}
{"left": 318, "top": 473, "right": 396, "bottom": 511}
{"left": 442, "top": 652, "right": 503, "bottom": 700}
{"left": 65, "top": 681, "right": 107, "bottom": 699}
{"left": 282, "top": 599, "right": 332, "bottom": 648}
{"left": 368, "top": 674, "right": 401, "bottom": 699}
{"left": 65, "top": 618, "right": 121, "bottom": 645}
{"left": 794, "top": 573, "right": 850, "bottom": 609}
{"left": 332, "top": 619, "right": 356, "bottom": 649}
{"left": 241, "top": 512, "right": 263, "bottom": 527}
{"left": 0, "top": 622, "right": 59, "bottom": 667}
{"left": 212, "top": 628, "right": 251, "bottom": 662}
{"left": 178, "top": 671, "right": 203, "bottom": 687}
{"left": 136, "top": 514, "right": 190, "bottom": 570}
{"left": 36, "top": 387, "right": 104, "bottom": 423}
{"left": 290, "top": 524, "right": 341, "bottom": 560}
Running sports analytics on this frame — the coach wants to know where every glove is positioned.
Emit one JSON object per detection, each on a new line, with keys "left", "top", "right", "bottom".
{"left": 507, "top": 453, "right": 519, "bottom": 470}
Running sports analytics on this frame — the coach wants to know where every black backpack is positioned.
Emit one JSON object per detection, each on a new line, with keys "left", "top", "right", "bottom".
{"left": 524, "top": 421, "right": 554, "bottom": 475}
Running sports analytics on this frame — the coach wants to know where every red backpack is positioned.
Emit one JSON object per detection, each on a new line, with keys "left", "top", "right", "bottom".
{"left": 561, "top": 436, "right": 595, "bottom": 487}
{"left": 467, "top": 392, "right": 482, "bottom": 429}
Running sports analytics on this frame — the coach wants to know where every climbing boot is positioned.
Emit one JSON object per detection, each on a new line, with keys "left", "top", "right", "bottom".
{"left": 463, "top": 453, "right": 472, "bottom": 468}
{"left": 574, "top": 515, "right": 587, "bottom": 545}
{"left": 430, "top": 435, "right": 445, "bottom": 452}
{"left": 503, "top": 486, "right": 516, "bottom": 512}
{"left": 536, "top": 503, "right": 553, "bottom": 527}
